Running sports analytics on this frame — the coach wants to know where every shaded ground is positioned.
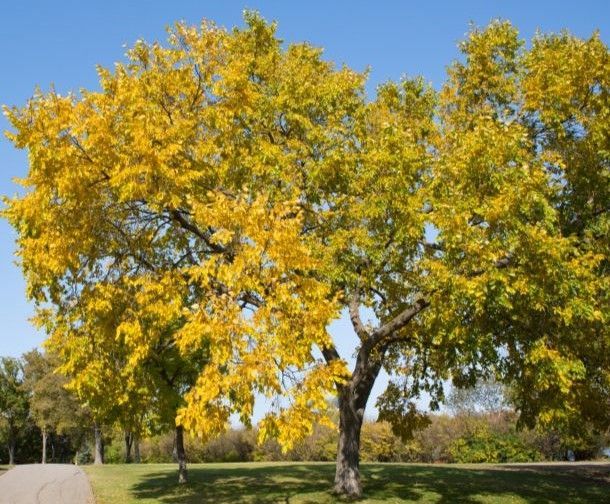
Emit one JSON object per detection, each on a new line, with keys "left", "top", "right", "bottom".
{"left": 0, "top": 464, "right": 94, "bottom": 504}
{"left": 84, "top": 461, "right": 610, "bottom": 504}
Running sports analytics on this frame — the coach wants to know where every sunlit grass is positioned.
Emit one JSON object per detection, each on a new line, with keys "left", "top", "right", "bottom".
{"left": 84, "top": 461, "right": 610, "bottom": 503}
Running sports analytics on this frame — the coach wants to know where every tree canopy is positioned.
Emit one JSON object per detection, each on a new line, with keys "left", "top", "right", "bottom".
{"left": 4, "top": 13, "right": 608, "bottom": 497}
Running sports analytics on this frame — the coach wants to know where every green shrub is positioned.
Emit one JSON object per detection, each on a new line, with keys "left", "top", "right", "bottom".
{"left": 449, "top": 425, "right": 543, "bottom": 463}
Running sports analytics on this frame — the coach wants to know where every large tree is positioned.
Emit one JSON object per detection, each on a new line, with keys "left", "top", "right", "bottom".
{"left": 4, "top": 14, "right": 608, "bottom": 497}
{"left": 5, "top": 11, "right": 347, "bottom": 473}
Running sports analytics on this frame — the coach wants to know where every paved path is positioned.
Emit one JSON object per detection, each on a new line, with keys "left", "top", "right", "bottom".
{"left": 0, "top": 464, "right": 94, "bottom": 504}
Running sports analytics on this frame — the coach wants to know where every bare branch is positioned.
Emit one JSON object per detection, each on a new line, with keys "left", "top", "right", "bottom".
{"left": 169, "top": 209, "right": 226, "bottom": 255}
{"left": 369, "top": 287, "right": 387, "bottom": 305}
{"left": 105, "top": 218, "right": 157, "bottom": 272}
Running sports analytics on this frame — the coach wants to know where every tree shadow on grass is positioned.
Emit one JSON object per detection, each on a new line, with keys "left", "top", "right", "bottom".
{"left": 130, "top": 462, "right": 610, "bottom": 503}
{"left": 131, "top": 463, "right": 337, "bottom": 504}
{"left": 363, "top": 463, "right": 610, "bottom": 503}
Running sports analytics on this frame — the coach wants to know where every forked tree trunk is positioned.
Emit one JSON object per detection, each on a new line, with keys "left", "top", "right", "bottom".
{"left": 124, "top": 431, "right": 133, "bottom": 463}
{"left": 174, "top": 426, "right": 188, "bottom": 484}
{"left": 93, "top": 423, "right": 104, "bottom": 465}
{"left": 41, "top": 427, "right": 47, "bottom": 464}
{"left": 134, "top": 435, "right": 141, "bottom": 463}
{"left": 333, "top": 349, "right": 383, "bottom": 498}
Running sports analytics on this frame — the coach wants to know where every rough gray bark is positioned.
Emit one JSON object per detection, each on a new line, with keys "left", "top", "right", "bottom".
{"left": 174, "top": 426, "right": 188, "bottom": 484}
{"left": 41, "top": 427, "right": 47, "bottom": 464}
{"left": 334, "top": 388, "right": 364, "bottom": 497}
{"left": 329, "top": 292, "right": 429, "bottom": 498}
{"left": 93, "top": 423, "right": 104, "bottom": 465}
{"left": 333, "top": 346, "right": 384, "bottom": 498}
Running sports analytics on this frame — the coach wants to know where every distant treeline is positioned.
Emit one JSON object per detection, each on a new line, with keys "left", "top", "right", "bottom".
{"left": 2, "top": 350, "right": 607, "bottom": 466}
{"left": 102, "top": 411, "right": 608, "bottom": 465}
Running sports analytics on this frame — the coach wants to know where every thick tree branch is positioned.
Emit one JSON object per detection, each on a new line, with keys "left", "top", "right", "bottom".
{"left": 363, "top": 253, "right": 512, "bottom": 349}
{"left": 371, "top": 297, "right": 430, "bottom": 346}
{"left": 348, "top": 289, "right": 369, "bottom": 341}
{"left": 321, "top": 344, "right": 341, "bottom": 365}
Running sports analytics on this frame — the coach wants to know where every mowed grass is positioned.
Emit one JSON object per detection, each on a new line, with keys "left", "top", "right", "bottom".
{"left": 84, "top": 461, "right": 610, "bottom": 504}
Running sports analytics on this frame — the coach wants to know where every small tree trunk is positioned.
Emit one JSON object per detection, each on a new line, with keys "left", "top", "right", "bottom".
{"left": 133, "top": 435, "right": 141, "bottom": 463}
{"left": 174, "top": 426, "right": 188, "bottom": 484}
{"left": 93, "top": 423, "right": 104, "bottom": 465}
{"left": 41, "top": 427, "right": 47, "bottom": 464}
{"left": 124, "top": 431, "right": 133, "bottom": 463}
{"left": 8, "top": 438, "right": 16, "bottom": 465}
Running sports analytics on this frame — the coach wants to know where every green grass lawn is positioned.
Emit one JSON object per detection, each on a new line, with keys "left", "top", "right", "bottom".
{"left": 84, "top": 461, "right": 610, "bottom": 503}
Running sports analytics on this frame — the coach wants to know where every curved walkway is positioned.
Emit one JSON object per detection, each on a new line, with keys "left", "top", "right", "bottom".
{"left": 0, "top": 464, "right": 94, "bottom": 504}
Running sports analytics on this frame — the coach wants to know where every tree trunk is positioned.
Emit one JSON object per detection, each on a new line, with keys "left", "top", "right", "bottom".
{"left": 333, "top": 347, "right": 384, "bottom": 498}
{"left": 124, "top": 431, "right": 133, "bottom": 463}
{"left": 8, "top": 438, "right": 16, "bottom": 466}
{"left": 42, "top": 427, "right": 47, "bottom": 464}
{"left": 133, "top": 435, "right": 141, "bottom": 463}
{"left": 334, "top": 388, "right": 364, "bottom": 498}
{"left": 93, "top": 423, "right": 104, "bottom": 465}
{"left": 174, "top": 425, "right": 188, "bottom": 484}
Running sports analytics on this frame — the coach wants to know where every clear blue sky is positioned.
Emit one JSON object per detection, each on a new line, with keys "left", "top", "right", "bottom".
{"left": 1, "top": 0, "right": 608, "bottom": 418}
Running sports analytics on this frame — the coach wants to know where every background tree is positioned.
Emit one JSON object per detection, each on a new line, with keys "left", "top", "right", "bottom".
{"left": 44, "top": 279, "right": 205, "bottom": 480}
{"left": 0, "top": 357, "right": 29, "bottom": 465}
{"left": 4, "top": 13, "right": 608, "bottom": 498}
{"left": 22, "top": 349, "right": 89, "bottom": 463}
